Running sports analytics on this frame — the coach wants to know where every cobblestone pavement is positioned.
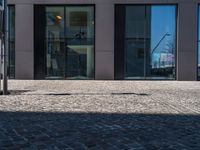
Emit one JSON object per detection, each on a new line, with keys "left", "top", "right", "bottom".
{"left": 0, "top": 80, "right": 200, "bottom": 150}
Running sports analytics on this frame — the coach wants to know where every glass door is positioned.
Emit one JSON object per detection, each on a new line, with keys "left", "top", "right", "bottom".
{"left": 45, "top": 7, "right": 65, "bottom": 79}
{"left": 45, "top": 6, "right": 94, "bottom": 79}
{"left": 65, "top": 6, "right": 94, "bottom": 79}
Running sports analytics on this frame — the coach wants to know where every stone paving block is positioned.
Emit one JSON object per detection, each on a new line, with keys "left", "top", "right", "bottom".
{"left": 0, "top": 81, "right": 200, "bottom": 149}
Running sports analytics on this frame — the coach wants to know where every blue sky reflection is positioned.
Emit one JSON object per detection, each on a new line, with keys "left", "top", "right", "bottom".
{"left": 151, "top": 6, "right": 176, "bottom": 68}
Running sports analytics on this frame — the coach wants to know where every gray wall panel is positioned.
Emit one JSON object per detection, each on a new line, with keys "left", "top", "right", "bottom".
{"left": 95, "top": 52, "right": 114, "bottom": 79}
{"left": 95, "top": 4, "right": 114, "bottom": 79}
{"left": 15, "top": 51, "right": 34, "bottom": 79}
{"left": 8, "top": 0, "right": 200, "bottom": 80}
{"left": 177, "top": 3, "right": 198, "bottom": 81}
{"left": 15, "top": 4, "right": 34, "bottom": 79}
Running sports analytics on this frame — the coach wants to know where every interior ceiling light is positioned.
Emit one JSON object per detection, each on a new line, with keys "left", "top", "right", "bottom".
{"left": 56, "top": 15, "right": 62, "bottom": 20}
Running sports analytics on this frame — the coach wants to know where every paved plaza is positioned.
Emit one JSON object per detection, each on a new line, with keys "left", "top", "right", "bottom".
{"left": 0, "top": 80, "right": 200, "bottom": 149}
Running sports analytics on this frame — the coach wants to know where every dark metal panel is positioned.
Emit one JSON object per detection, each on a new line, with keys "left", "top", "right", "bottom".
{"left": 114, "top": 5, "right": 125, "bottom": 79}
{"left": 34, "top": 5, "right": 45, "bottom": 79}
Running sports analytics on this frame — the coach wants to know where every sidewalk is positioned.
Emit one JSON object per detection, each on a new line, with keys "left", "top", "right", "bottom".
{"left": 0, "top": 80, "right": 200, "bottom": 149}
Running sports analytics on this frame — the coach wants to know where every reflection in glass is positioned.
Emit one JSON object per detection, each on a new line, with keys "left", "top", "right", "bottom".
{"left": 46, "top": 7, "right": 65, "bottom": 79}
{"left": 125, "top": 6, "right": 146, "bottom": 79}
{"left": 8, "top": 6, "right": 15, "bottom": 78}
{"left": 124, "top": 5, "right": 176, "bottom": 79}
{"left": 65, "top": 7, "right": 94, "bottom": 79}
{"left": 45, "top": 6, "right": 94, "bottom": 79}
{"left": 150, "top": 6, "right": 176, "bottom": 79}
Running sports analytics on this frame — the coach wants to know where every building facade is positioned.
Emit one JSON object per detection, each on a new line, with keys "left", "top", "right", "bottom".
{"left": 7, "top": 0, "right": 200, "bottom": 80}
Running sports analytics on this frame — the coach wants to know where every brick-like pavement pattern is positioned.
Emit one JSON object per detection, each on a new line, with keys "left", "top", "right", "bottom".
{"left": 0, "top": 80, "right": 200, "bottom": 149}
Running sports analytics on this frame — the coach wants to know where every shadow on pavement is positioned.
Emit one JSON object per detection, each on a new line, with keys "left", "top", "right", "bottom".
{"left": 6, "top": 90, "right": 150, "bottom": 96}
{"left": 0, "top": 112, "right": 199, "bottom": 149}
{"left": 48, "top": 93, "right": 149, "bottom": 96}
{"left": 5, "top": 90, "right": 32, "bottom": 95}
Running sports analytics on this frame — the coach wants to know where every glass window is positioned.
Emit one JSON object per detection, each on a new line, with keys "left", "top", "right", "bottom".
{"left": 125, "top": 6, "right": 146, "bottom": 79}
{"left": 123, "top": 5, "right": 177, "bottom": 80}
{"left": 149, "top": 6, "right": 176, "bottom": 79}
{"left": 45, "top": 6, "right": 94, "bottom": 79}
{"left": 8, "top": 6, "right": 15, "bottom": 78}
